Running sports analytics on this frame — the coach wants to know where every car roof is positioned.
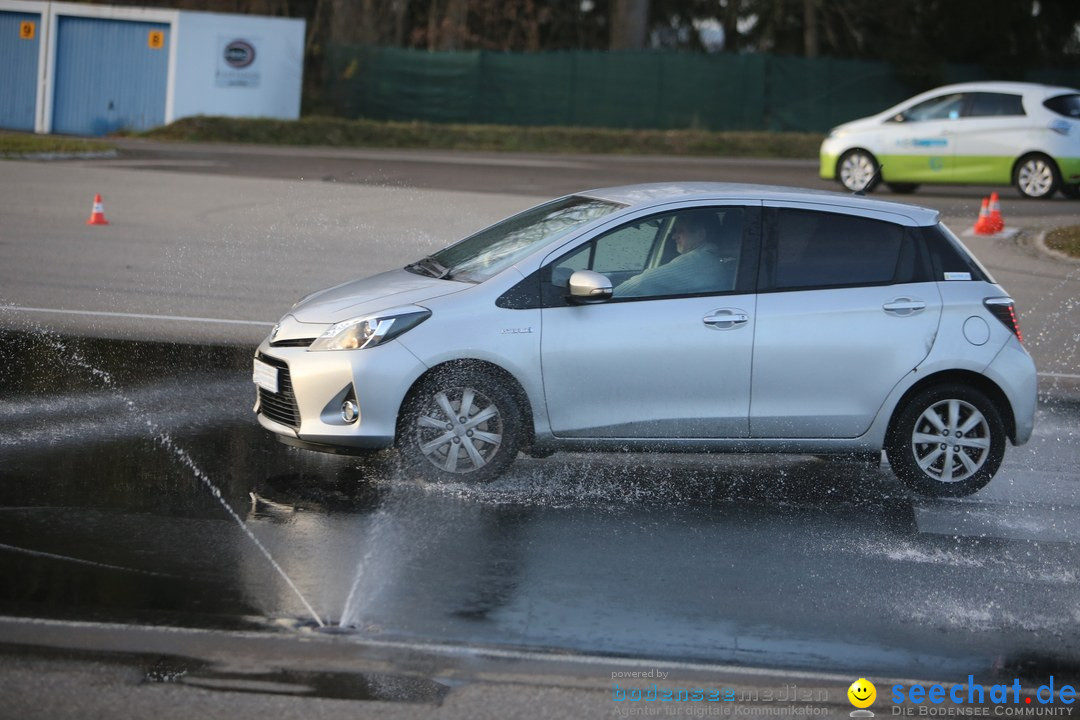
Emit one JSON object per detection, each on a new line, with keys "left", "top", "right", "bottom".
{"left": 577, "top": 182, "right": 941, "bottom": 226}
{"left": 907, "top": 80, "right": 1078, "bottom": 98}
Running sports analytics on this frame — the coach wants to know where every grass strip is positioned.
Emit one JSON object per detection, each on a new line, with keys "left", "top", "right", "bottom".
{"left": 1046, "top": 226, "right": 1080, "bottom": 259}
{"left": 0, "top": 131, "right": 115, "bottom": 157}
{"left": 141, "top": 116, "right": 824, "bottom": 159}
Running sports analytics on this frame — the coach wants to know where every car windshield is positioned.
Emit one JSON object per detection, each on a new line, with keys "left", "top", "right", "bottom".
{"left": 410, "top": 196, "right": 625, "bottom": 283}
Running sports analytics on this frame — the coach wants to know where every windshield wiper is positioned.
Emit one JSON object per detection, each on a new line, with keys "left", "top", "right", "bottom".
{"left": 405, "top": 256, "right": 451, "bottom": 279}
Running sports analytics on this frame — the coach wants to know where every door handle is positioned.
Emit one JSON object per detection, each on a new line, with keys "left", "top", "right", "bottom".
{"left": 883, "top": 298, "right": 926, "bottom": 316}
{"left": 703, "top": 309, "right": 749, "bottom": 330}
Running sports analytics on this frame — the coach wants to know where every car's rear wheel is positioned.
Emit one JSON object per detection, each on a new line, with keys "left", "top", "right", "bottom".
{"left": 396, "top": 367, "right": 522, "bottom": 483}
{"left": 885, "top": 384, "right": 1006, "bottom": 498}
{"left": 1014, "top": 154, "right": 1060, "bottom": 199}
{"left": 838, "top": 149, "right": 880, "bottom": 193}
{"left": 885, "top": 182, "right": 920, "bottom": 194}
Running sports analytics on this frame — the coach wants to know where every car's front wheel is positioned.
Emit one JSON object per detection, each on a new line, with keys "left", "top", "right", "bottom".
{"left": 838, "top": 149, "right": 880, "bottom": 193}
{"left": 396, "top": 367, "right": 523, "bottom": 483}
{"left": 1014, "top": 154, "right": 1060, "bottom": 199}
{"left": 885, "top": 384, "right": 1006, "bottom": 497}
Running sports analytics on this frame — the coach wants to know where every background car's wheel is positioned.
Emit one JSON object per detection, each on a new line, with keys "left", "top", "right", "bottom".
{"left": 1014, "top": 154, "right": 1060, "bottom": 199}
{"left": 1060, "top": 183, "right": 1080, "bottom": 199}
{"left": 396, "top": 367, "right": 523, "bottom": 483}
{"left": 885, "top": 384, "right": 1006, "bottom": 498}
{"left": 838, "top": 149, "right": 881, "bottom": 193}
{"left": 885, "top": 182, "right": 920, "bottom": 194}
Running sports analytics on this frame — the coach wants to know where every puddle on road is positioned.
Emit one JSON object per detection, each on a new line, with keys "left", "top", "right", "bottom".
{"left": 2, "top": 329, "right": 1079, "bottom": 682}
{"left": 1, "top": 645, "right": 450, "bottom": 705}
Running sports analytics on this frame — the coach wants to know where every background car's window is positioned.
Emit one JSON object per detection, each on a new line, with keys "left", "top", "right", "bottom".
{"left": 967, "top": 92, "right": 1025, "bottom": 117}
{"left": 1044, "top": 94, "right": 1080, "bottom": 118}
{"left": 902, "top": 93, "right": 966, "bottom": 122}
{"left": 770, "top": 209, "right": 903, "bottom": 290}
{"left": 545, "top": 207, "right": 745, "bottom": 303}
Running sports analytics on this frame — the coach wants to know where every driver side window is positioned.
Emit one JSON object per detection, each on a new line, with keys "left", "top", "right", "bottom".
{"left": 550, "top": 218, "right": 662, "bottom": 290}
{"left": 544, "top": 207, "right": 746, "bottom": 304}
{"left": 901, "top": 93, "right": 967, "bottom": 122}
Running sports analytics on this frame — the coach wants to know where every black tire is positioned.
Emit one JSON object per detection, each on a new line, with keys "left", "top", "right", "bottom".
{"left": 885, "top": 182, "right": 920, "bottom": 194}
{"left": 1013, "top": 153, "right": 1061, "bottom": 199}
{"left": 396, "top": 366, "right": 523, "bottom": 483}
{"left": 837, "top": 149, "right": 881, "bottom": 193}
{"left": 885, "top": 384, "right": 1006, "bottom": 498}
{"left": 1060, "top": 183, "right": 1080, "bottom": 200}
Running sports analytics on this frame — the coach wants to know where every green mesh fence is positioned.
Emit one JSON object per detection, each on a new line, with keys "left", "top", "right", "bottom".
{"left": 324, "top": 46, "right": 1078, "bottom": 133}
{"left": 765, "top": 55, "right": 910, "bottom": 131}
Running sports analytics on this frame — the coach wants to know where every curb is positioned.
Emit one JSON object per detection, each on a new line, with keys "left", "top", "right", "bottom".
{"left": 1, "top": 150, "right": 119, "bottom": 161}
{"left": 1032, "top": 228, "right": 1080, "bottom": 264}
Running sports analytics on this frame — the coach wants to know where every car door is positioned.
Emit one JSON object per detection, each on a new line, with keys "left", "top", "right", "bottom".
{"left": 949, "top": 91, "right": 1029, "bottom": 184}
{"left": 540, "top": 203, "right": 761, "bottom": 439}
{"left": 881, "top": 92, "right": 965, "bottom": 182}
{"left": 749, "top": 204, "right": 942, "bottom": 439}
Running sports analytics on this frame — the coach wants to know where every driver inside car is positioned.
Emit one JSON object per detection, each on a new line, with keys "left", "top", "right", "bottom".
{"left": 614, "top": 210, "right": 736, "bottom": 298}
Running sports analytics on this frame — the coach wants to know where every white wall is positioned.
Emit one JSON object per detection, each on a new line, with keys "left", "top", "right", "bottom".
{"left": 171, "top": 11, "right": 304, "bottom": 122}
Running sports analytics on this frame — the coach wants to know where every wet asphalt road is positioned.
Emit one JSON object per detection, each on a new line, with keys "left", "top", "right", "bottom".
{"left": 1, "top": 329, "right": 1079, "bottom": 686}
{"left": 1, "top": 145, "right": 1079, "bottom": 711}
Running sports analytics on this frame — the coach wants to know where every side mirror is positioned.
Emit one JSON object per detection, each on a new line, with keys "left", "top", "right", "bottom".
{"left": 567, "top": 270, "right": 613, "bottom": 304}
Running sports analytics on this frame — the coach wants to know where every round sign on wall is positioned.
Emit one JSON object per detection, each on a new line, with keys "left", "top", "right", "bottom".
{"left": 223, "top": 40, "right": 256, "bottom": 69}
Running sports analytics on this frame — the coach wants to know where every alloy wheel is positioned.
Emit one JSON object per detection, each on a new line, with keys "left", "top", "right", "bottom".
{"left": 839, "top": 151, "right": 878, "bottom": 193}
{"left": 910, "top": 399, "right": 991, "bottom": 483}
{"left": 1016, "top": 157, "right": 1056, "bottom": 198}
{"left": 413, "top": 387, "right": 504, "bottom": 474}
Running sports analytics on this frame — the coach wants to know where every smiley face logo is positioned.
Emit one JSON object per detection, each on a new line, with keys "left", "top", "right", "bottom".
{"left": 848, "top": 678, "right": 877, "bottom": 709}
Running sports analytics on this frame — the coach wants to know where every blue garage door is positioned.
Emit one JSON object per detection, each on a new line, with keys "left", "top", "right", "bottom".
{"left": 52, "top": 16, "right": 169, "bottom": 136}
{"left": 0, "top": 10, "right": 41, "bottom": 131}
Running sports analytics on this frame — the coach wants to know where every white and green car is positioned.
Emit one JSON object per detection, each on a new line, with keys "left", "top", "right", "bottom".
{"left": 820, "top": 81, "right": 1080, "bottom": 199}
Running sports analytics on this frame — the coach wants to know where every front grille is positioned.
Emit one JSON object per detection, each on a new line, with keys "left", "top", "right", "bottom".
{"left": 270, "top": 338, "right": 315, "bottom": 348}
{"left": 256, "top": 354, "right": 300, "bottom": 429}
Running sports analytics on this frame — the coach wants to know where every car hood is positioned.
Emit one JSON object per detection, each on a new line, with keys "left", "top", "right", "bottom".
{"left": 289, "top": 269, "right": 472, "bottom": 324}
{"left": 830, "top": 114, "right": 885, "bottom": 136}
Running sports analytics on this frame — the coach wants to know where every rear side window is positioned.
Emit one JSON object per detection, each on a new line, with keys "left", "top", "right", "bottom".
{"left": 1044, "top": 94, "right": 1080, "bottom": 118}
{"left": 967, "top": 92, "right": 1025, "bottom": 117}
{"left": 921, "top": 223, "right": 994, "bottom": 283}
{"left": 764, "top": 209, "right": 923, "bottom": 290}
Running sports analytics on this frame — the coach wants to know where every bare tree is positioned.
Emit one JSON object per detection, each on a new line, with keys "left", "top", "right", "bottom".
{"left": 803, "top": 0, "right": 818, "bottom": 57}
{"left": 610, "top": 0, "right": 650, "bottom": 50}
{"left": 435, "top": 0, "right": 470, "bottom": 50}
{"left": 329, "top": 0, "right": 410, "bottom": 45}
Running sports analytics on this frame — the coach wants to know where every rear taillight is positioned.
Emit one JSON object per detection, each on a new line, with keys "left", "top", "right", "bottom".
{"left": 984, "top": 297, "right": 1023, "bottom": 343}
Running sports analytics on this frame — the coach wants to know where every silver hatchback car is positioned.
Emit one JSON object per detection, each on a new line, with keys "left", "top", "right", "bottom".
{"left": 253, "top": 183, "right": 1037, "bottom": 497}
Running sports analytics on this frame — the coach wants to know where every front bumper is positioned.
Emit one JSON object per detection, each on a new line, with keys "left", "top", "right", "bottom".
{"left": 253, "top": 337, "right": 428, "bottom": 451}
{"left": 819, "top": 136, "right": 844, "bottom": 180}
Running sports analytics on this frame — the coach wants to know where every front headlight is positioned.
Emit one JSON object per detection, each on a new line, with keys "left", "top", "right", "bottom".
{"left": 308, "top": 308, "right": 431, "bottom": 351}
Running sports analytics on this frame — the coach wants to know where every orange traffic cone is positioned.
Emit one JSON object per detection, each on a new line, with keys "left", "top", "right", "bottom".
{"left": 987, "top": 191, "right": 1004, "bottom": 233}
{"left": 87, "top": 194, "right": 109, "bottom": 225}
{"left": 973, "top": 197, "right": 993, "bottom": 235}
